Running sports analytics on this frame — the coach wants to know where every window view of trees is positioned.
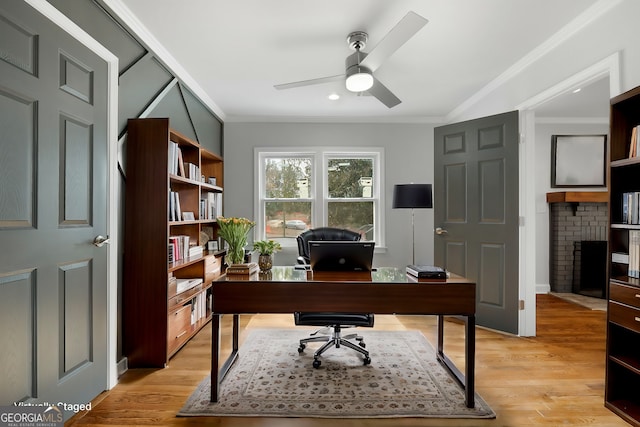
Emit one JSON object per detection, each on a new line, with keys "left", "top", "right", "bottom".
{"left": 260, "top": 152, "right": 380, "bottom": 243}
{"left": 264, "top": 158, "right": 312, "bottom": 238}
{"left": 327, "top": 158, "right": 375, "bottom": 240}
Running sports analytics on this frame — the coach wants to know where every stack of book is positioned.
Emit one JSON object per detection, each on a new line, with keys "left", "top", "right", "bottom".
{"left": 169, "top": 235, "right": 190, "bottom": 262}
{"left": 226, "top": 262, "right": 259, "bottom": 276}
{"left": 176, "top": 277, "right": 203, "bottom": 294}
{"left": 406, "top": 265, "right": 447, "bottom": 282}
{"left": 622, "top": 192, "right": 640, "bottom": 224}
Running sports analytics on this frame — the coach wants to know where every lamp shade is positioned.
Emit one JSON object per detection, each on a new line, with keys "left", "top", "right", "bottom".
{"left": 392, "top": 184, "right": 433, "bottom": 209}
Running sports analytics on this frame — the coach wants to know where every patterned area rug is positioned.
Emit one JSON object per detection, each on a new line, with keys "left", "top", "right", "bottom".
{"left": 178, "top": 329, "right": 495, "bottom": 419}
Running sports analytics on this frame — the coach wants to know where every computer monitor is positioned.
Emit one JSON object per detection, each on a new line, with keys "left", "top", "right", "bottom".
{"left": 308, "top": 241, "right": 375, "bottom": 272}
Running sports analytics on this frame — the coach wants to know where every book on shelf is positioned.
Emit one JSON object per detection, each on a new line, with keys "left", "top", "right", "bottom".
{"left": 177, "top": 148, "right": 185, "bottom": 177}
{"left": 199, "top": 192, "right": 217, "bottom": 220}
{"left": 169, "top": 235, "right": 190, "bottom": 262}
{"left": 168, "top": 141, "right": 176, "bottom": 175}
{"left": 628, "top": 125, "right": 640, "bottom": 158}
{"left": 612, "top": 252, "right": 629, "bottom": 264}
{"left": 630, "top": 230, "right": 640, "bottom": 278}
{"left": 188, "top": 245, "right": 203, "bottom": 258}
{"left": 169, "top": 191, "right": 182, "bottom": 222}
{"left": 168, "top": 141, "right": 185, "bottom": 176}
{"left": 226, "top": 262, "right": 259, "bottom": 275}
{"left": 185, "top": 162, "right": 201, "bottom": 181}
{"left": 190, "top": 292, "right": 208, "bottom": 325}
{"left": 405, "top": 265, "right": 447, "bottom": 280}
{"left": 215, "top": 193, "right": 223, "bottom": 218}
{"left": 622, "top": 192, "right": 640, "bottom": 224}
{"left": 168, "top": 243, "right": 175, "bottom": 263}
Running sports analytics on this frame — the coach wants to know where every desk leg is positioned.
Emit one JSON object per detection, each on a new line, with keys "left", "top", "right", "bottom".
{"left": 210, "top": 314, "right": 221, "bottom": 402}
{"left": 435, "top": 314, "right": 475, "bottom": 409}
{"left": 437, "top": 314, "right": 444, "bottom": 355}
{"left": 466, "top": 315, "right": 475, "bottom": 408}
{"left": 210, "top": 314, "right": 241, "bottom": 402}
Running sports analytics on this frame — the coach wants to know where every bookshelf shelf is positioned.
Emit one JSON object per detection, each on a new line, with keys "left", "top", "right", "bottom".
{"left": 123, "top": 118, "right": 225, "bottom": 368}
{"left": 606, "top": 85, "right": 640, "bottom": 426}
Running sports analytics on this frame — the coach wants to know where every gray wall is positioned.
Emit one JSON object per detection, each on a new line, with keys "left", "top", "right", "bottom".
{"left": 534, "top": 122, "right": 608, "bottom": 292}
{"left": 224, "top": 122, "right": 437, "bottom": 268}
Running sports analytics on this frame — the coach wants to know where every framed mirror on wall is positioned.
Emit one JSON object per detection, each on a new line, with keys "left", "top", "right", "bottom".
{"left": 551, "top": 134, "right": 607, "bottom": 188}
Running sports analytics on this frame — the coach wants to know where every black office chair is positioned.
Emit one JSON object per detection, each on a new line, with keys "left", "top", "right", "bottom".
{"left": 294, "top": 227, "right": 374, "bottom": 368}
{"left": 296, "top": 227, "right": 362, "bottom": 264}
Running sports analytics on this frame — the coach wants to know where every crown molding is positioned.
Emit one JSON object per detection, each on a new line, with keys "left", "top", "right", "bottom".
{"left": 446, "top": 0, "right": 623, "bottom": 122}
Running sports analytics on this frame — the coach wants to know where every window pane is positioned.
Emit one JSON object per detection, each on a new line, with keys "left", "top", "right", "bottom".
{"left": 265, "top": 201, "right": 311, "bottom": 239}
{"left": 328, "top": 201, "right": 374, "bottom": 240}
{"left": 328, "top": 158, "right": 373, "bottom": 198}
{"left": 264, "top": 158, "right": 312, "bottom": 199}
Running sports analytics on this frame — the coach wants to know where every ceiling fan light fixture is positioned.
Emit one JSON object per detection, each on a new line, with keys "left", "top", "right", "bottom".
{"left": 345, "top": 66, "right": 373, "bottom": 92}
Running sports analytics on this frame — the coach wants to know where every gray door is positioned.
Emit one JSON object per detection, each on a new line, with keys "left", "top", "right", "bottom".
{"left": 0, "top": 1, "right": 108, "bottom": 418}
{"left": 434, "top": 111, "right": 519, "bottom": 334}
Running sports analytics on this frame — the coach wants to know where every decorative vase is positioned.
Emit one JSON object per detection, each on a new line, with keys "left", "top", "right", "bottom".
{"left": 258, "top": 254, "right": 273, "bottom": 272}
{"left": 228, "top": 245, "right": 246, "bottom": 265}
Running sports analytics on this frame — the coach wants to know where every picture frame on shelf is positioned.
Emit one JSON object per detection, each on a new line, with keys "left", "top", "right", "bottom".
{"left": 551, "top": 134, "right": 607, "bottom": 188}
{"left": 182, "top": 211, "right": 195, "bottom": 221}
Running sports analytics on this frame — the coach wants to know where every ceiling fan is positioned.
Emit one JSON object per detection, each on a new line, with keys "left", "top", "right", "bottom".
{"left": 274, "top": 11, "right": 428, "bottom": 108}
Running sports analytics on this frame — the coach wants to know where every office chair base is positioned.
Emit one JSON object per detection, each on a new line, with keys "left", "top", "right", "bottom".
{"left": 297, "top": 328, "right": 371, "bottom": 368}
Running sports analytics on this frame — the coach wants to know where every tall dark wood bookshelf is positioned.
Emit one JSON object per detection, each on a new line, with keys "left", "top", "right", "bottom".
{"left": 123, "top": 118, "right": 224, "bottom": 368}
{"left": 606, "top": 85, "right": 640, "bottom": 426}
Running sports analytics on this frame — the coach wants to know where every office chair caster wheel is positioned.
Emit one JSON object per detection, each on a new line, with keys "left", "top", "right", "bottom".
{"left": 298, "top": 344, "right": 305, "bottom": 353}
{"left": 363, "top": 357, "right": 371, "bottom": 365}
{"left": 313, "top": 359, "right": 321, "bottom": 369}
{"left": 359, "top": 341, "right": 366, "bottom": 348}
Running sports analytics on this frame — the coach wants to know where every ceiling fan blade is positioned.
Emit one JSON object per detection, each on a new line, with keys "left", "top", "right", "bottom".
{"left": 274, "top": 74, "right": 344, "bottom": 90}
{"left": 367, "top": 77, "right": 401, "bottom": 108}
{"left": 360, "top": 11, "right": 428, "bottom": 72}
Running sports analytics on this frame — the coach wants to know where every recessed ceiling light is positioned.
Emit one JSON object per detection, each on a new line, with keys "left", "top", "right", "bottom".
{"left": 328, "top": 93, "right": 340, "bottom": 101}
{"left": 572, "top": 88, "right": 582, "bottom": 93}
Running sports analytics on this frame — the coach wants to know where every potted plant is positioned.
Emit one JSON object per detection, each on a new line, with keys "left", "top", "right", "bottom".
{"left": 253, "top": 239, "right": 282, "bottom": 272}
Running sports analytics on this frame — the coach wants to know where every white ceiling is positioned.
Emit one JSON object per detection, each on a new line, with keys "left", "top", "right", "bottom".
{"left": 109, "top": 0, "right": 611, "bottom": 122}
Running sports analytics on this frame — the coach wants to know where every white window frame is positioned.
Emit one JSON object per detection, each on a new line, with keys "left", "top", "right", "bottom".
{"left": 255, "top": 147, "right": 385, "bottom": 248}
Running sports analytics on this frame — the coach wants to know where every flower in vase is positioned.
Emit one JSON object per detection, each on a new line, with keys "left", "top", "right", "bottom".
{"left": 217, "top": 216, "right": 255, "bottom": 264}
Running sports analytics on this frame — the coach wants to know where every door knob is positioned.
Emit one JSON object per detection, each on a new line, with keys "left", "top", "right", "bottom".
{"left": 435, "top": 227, "right": 448, "bottom": 235}
{"left": 93, "top": 235, "right": 110, "bottom": 247}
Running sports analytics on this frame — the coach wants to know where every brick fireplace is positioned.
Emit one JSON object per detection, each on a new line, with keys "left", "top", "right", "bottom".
{"left": 547, "top": 192, "right": 608, "bottom": 296}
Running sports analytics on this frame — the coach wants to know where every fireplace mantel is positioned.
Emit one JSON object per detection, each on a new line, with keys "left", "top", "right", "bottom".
{"left": 546, "top": 191, "right": 608, "bottom": 204}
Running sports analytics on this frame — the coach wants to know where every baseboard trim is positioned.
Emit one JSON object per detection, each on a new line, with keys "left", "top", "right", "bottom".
{"left": 536, "top": 283, "right": 551, "bottom": 294}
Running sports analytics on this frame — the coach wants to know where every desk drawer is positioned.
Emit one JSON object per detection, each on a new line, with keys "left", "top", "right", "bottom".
{"left": 609, "top": 301, "right": 640, "bottom": 333}
{"left": 610, "top": 283, "right": 640, "bottom": 309}
{"left": 168, "top": 304, "right": 191, "bottom": 352}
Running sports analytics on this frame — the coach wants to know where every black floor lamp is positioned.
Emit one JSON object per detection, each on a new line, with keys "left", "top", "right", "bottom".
{"left": 392, "top": 183, "right": 433, "bottom": 265}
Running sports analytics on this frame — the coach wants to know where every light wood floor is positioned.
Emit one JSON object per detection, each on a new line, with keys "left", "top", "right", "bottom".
{"left": 67, "top": 294, "right": 628, "bottom": 427}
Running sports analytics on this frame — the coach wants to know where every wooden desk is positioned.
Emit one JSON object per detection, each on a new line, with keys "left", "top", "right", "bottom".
{"left": 210, "top": 267, "right": 476, "bottom": 407}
